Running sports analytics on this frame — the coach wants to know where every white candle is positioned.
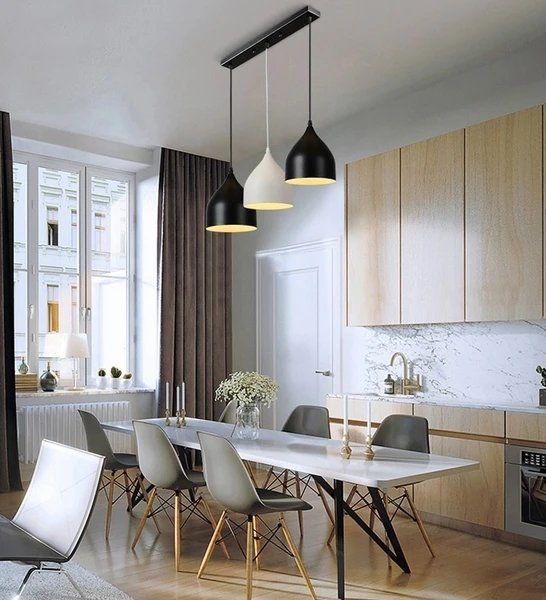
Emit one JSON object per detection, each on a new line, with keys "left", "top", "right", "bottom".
{"left": 176, "top": 386, "right": 180, "bottom": 412}
{"left": 367, "top": 401, "right": 372, "bottom": 437}
{"left": 343, "top": 394, "right": 348, "bottom": 435}
{"left": 166, "top": 381, "right": 170, "bottom": 413}
{"left": 181, "top": 381, "right": 186, "bottom": 411}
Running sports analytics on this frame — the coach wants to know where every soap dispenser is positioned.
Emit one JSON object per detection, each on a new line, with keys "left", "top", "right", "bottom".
{"left": 383, "top": 374, "right": 395, "bottom": 395}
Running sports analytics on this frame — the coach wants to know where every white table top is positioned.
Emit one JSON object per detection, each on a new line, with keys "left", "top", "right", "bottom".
{"left": 103, "top": 417, "right": 479, "bottom": 489}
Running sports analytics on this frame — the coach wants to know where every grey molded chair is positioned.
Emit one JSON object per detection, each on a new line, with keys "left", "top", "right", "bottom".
{"left": 262, "top": 405, "right": 334, "bottom": 535}
{"left": 333, "top": 414, "right": 434, "bottom": 556}
{"left": 197, "top": 431, "right": 317, "bottom": 600}
{"left": 218, "top": 399, "right": 237, "bottom": 424}
{"left": 131, "top": 421, "right": 228, "bottom": 571}
{"left": 0, "top": 440, "right": 104, "bottom": 599}
{"left": 78, "top": 409, "right": 157, "bottom": 538}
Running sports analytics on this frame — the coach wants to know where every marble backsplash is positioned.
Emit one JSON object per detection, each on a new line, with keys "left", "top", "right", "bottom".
{"left": 342, "top": 320, "right": 546, "bottom": 408}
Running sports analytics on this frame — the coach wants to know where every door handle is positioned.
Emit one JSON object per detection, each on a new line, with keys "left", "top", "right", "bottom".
{"left": 315, "top": 369, "right": 332, "bottom": 377}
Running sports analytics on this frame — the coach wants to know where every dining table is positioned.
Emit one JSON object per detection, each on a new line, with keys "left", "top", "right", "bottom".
{"left": 102, "top": 417, "right": 479, "bottom": 600}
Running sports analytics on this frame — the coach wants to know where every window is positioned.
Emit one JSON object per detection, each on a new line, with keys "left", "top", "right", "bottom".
{"left": 46, "top": 206, "right": 59, "bottom": 246}
{"left": 13, "top": 154, "right": 135, "bottom": 382}
{"left": 47, "top": 285, "right": 59, "bottom": 332}
{"left": 93, "top": 212, "right": 106, "bottom": 252}
{"left": 71, "top": 209, "right": 77, "bottom": 248}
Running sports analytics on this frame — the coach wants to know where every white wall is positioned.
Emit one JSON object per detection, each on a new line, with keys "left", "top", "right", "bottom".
{"left": 232, "top": 35, "right": 546, "bottom": 407}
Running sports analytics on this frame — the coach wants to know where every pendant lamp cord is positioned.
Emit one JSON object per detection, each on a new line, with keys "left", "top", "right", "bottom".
{"left": 265, "top": 45, "right": 270, "bottom": 149}
{"left": 308, "top": 17, "right": 312, "bottom": 122}
{"left": 229, "top": 66, "right": 233, "bottom": 168}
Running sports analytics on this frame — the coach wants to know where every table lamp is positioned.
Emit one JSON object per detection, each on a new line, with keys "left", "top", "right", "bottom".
{"left": 61, "top": 333, "right": 89, "bottom": 391}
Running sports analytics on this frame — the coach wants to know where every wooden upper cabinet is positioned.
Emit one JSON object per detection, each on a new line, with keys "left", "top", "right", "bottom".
{"left": 465, "top": 107, "right": 543, "bottom": 321}
{"left": 346, "top": 149, "right": 400, "bottom": 326}
{"left": 401, "top": 130, "right": 464, "bottom": 324}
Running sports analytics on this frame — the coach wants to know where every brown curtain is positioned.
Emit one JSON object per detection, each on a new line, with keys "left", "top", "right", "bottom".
{"left": 0, "top": 111, "right": 22, "bottom": 492}
{"left": 157, "top": 148, "right": 231, "bottom": 420}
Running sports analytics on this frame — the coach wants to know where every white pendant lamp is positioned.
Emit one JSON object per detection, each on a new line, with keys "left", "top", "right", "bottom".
{"left": 244, "top": 47, "right": 293, "bottom": 210}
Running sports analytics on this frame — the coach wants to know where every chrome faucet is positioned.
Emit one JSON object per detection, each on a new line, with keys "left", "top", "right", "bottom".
{"left": 389, "top": 352, "right": 409, "bottom": 394}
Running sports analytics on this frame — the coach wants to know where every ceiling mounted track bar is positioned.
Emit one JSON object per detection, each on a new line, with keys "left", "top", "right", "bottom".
{"left": 221, "top": 6, "right": 320, "bottom": 69}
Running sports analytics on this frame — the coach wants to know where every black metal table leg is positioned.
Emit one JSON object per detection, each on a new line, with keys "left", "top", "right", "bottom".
{"left": 334, "top": 479, "right": 345, "bottom": 600}
{"left": 314, "top": 475, "right": 411, "bottom": 587}
{"left": 368, "top": 487, "right": 410, "bottom": 573}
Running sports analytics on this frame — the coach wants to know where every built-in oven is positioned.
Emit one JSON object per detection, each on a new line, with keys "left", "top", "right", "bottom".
{"left": 505, "top": 444, "right": 546, "bottom": 541}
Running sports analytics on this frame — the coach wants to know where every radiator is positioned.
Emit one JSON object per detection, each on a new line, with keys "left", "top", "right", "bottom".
{"left": 17, "top": 401, "right": 132, "bottom": 463}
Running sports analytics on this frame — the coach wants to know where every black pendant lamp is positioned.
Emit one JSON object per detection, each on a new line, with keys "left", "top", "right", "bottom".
{"left": 285, "top": 17, "right": 335, "bottom": 185}
{"left": 206, "top": 68, "right": 257, "bottom": 233}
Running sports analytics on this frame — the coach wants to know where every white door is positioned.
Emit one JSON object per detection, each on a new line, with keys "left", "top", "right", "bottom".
{"left": 257, "top": 239, "right": 340, "bottom": 430}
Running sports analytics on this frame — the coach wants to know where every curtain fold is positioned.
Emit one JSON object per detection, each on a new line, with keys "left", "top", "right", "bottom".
{"left": 0, "top": 111, "right": 22, "bottom": 492}
{"left": 157, "top": 149, "right": 231, "bottom": 420}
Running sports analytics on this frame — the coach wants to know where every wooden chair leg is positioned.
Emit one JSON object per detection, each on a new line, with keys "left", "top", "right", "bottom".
{"left": 262, "top": 466, "right": 274, "bottom": 488}
{"left": 383, "top": 491, "right": 391, "bottom": 569}
{"left": 201, "top": 496, "right": 230, "bottom": 559}
{"left": 317, "top": 483, "right": 335, "bottom": 525}
{"left": 174, "top": 492, "right": 181, "bottom": 571}
{"left": 105, "top": 471, "right": 115, "bottom": 539}
{"left": 245, "top": 461, "right": 258, "bottom": 487}
{"left": 138, "top": 479, "right": 160, "bottom": 533}
{"left": 252, "top": 516, "right": 261, "bottom": 570}
{"left": 123, "top": 470, "right": 133, "bottom": 514}
{"left": 132, "top": 488, "right": 157, "bottom": 549}
{"left": 295, "top": 473, "right": 304, "bottom": 536}
{"left": 279, "top": 516, "right": 317, "bottom": 600}
{"left": 246, "top": 516, "right": 254, "bottom": 600}
{"left": 405, "top": 489, "right": 435, "bottom": 557}
{"left": 198, "top": 510, "right": 227, "bottom": 578}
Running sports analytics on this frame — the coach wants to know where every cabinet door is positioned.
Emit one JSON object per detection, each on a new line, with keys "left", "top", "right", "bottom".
{"left": 506, "top": 412, "right": 546, "bottom": 445}
{"left": 401, "top": 130, "right": 464, "bottom": 324}
{"left": 346, "top": 150, "right": 400, "bottom": 326}
{"left": 465, "top": 107, "right": 543, "bottom": 321}
{"left": 414, "top": 436, "right": 504, "bottom": 529}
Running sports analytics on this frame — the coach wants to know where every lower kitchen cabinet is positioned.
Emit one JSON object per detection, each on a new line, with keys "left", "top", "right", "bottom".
{"left": 413, "top": 435, "right": 504, "bottom": 529}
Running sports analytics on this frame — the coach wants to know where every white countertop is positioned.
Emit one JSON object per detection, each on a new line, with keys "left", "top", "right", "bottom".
{"left": 336, "top": 392, "right": 546, "bottom": 415}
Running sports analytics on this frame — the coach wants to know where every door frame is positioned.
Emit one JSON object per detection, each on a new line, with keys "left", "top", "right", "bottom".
{"left": 256, "top": 238, "right": 342, "bottom": 429}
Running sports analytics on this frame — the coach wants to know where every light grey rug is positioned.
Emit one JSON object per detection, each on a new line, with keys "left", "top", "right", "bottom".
{"left": 0, "top": 561, "right": 133, "bottom": 599}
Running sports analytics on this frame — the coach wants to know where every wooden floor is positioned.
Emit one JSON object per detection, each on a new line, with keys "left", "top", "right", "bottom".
{"left": 2, "top": 476, "right": 545, "bottom": 600}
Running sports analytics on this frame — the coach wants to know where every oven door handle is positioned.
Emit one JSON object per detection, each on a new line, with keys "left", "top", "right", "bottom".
{"left": 522, "top": 467, "right": 546, "bottom": 477}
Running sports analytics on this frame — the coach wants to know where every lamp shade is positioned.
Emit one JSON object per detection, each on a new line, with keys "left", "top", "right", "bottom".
{"left": 43, "top": 333, "right": 64, "bottom": 358}
{"left": 285, "top": 120, "right": 336, "bottom": 185}
{"left": 60, "top": 333, "right": 89, "bottom": 359}
{"left": 206, "top": 169, "right": 257, "bottom": 233}
{"left": 244, "top": 148, "right": 293, "bottom": 210}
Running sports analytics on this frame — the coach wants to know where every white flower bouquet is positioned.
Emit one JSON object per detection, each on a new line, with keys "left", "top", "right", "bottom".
{"left": 215, "top": 371, "right": 278, "bottom": 407}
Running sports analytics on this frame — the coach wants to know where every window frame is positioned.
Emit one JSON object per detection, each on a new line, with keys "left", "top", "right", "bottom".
{"left": 13, "top": 151, "right": 136, "bottom": 385}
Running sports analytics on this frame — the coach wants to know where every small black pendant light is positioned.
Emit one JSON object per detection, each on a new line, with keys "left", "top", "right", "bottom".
{"left": 206, "top": 67, "right": 257, "bottom": 233}
{"left": 285, "top": 17, "right": 336, "bottom": 185}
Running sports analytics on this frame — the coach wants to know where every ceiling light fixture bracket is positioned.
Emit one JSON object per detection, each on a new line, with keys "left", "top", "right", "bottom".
{"left": 221, "top": 6, "right": 320, "bottom": 70}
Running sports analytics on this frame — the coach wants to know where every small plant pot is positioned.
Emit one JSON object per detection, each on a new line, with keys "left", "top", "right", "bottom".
{"left": 540, "top": 388, "right": 546, "bottom": 407}
{"left": 97, "top": 377, "right": 107, "bottom": 389}
{"left": 111, "top": 378, "right": 121, "bottom": 389}
{"left": 122, "top": 378, "right": 133, "bottom": 389}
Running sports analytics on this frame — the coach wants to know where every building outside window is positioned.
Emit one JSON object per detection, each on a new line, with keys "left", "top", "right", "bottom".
{"left": 46, "top": 206, "right": 59, "bottom": 246}
{"left": 13, "top": 155, "right": 134, "bottom": 383}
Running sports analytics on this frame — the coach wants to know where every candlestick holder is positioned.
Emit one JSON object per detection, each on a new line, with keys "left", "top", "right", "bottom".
{"left": 363, "top": 433, "right": 375, "bottom": 460}
{"left": 340, "top": 432, "right": 352, "bottom": 459}
{"left": 165, "top": 409, "right": 171, "bottom": 426}
{"left": 175, "top": 409, "right": 186, "bottom": 428}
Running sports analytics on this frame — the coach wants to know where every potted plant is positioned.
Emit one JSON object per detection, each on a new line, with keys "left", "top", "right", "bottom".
{"left": 97, "top": 368, "right": 107, "bottom": 389}
{"left": 110, "top": 366, "right": 122, "bottom": 389}
{"left": 122, "top": 372, "right": 133, "bottom": 389}
{"left": 215, "top": 371, "right": 278, "bottom": 439}
{"left": 536, "top": 365, "right": 546, "bottom": 407}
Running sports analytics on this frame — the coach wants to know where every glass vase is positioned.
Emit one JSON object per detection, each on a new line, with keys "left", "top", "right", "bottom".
{"left": 235, "top": 403, "right": 260, "bottom": 440}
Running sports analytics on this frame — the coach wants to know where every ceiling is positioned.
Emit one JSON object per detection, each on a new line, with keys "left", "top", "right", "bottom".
{"left": 2, "top": 0, "right": 546, "bottom": 162}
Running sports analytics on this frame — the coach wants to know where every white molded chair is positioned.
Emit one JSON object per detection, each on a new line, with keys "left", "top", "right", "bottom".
{"left": 0, "top": 439, "right": 104, "bottom": 599}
